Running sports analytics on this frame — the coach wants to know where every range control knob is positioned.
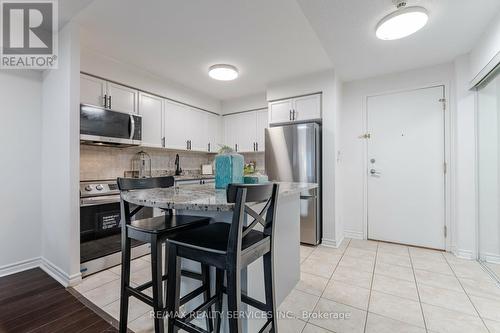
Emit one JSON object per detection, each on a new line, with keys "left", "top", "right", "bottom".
{"left": 84, "top": 185, "right": 93, "bottom": 192}
{"left": 96, "top": 184, "right": 104, "bottom": 191}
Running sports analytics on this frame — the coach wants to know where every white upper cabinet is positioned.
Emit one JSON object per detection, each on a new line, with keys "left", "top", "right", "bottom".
{"left": 293, "top": 94, "right": 321, "bottom": 121}
{"left": 207, "top": 113, "right": 221, "bottom": 153}
{"left": 186, "top": 108, "right": 207, "bottom": 151}
{"left": 139, "top": 93, "right": 163, "bottom": 148}
{"left": 164, "top": 100, "right": 189, "bottom": 150}
{"left": 223, "top": 109, "right": 268, "bottom": 153}
{"left": 268, "top": 93, "right": 321, "bottom": 124}
{"left": 80, "top": 74, "right": 138, "bottom": 113}
{"left": 269, "top": 99, "right": 293, "bottom": 124}
{"left": 80, "top": 74, "right": 106, "bottom": 107}
{"left": 107, "top": 82, "right": 138, "bottom": 114}
{"left": 256, "top": 109, "right": 268, "bottom": 152}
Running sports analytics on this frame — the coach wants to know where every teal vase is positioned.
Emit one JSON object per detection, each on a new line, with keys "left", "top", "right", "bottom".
{"left": 215, "top": 153, "right": 244, "bottom": 189}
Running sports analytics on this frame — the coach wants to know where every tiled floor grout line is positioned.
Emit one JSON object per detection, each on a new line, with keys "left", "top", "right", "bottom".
{"left": 442, "top": 253, "right": 492, "bottom": 333}
{"left": 362, "top": 242, "right": 378, "bottom": 333}
{"left": 297, "top": 238, "right": 352, "bottom": 333}
{"left": 407, "top": 248, "right": 429, "bottom": 333}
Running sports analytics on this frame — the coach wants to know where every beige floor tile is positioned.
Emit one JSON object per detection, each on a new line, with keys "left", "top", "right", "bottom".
{"left": 422, "top": 303, "right": 488, "bottom": 333}
{"left": 332, "top": 266, "right": 373, "bottom": 289}
{"left": 368, "top": 291, "right": 425, "bottom": 328}
{"left": 295, "top": 272, "right": 329, "bottom": 296}
{"left": 128, "top": 312, "right": 165, "bottom": 333}
{"left": 110, "top": 258, "right": 151, "bottom": 275}
{"left": 376, "top": 252, "right": 411, "bottom": 267}
{"left": 74, "top": 270, "right": 120, "bottom": 293}
{"left": 278, "top": 289, "right": 320, "bottom": 320}
{"left": 484, "top": 319, "right": 500, "bottom": 333}
{"left": 82, "top": 278, "right": 124, "bottom": 308}
{"left": 313, "top": 245, "right": 346, "bottom": 256}
{"left": 301, "top": 245, "right": 316, "bottom": 259}
{"left": 349, "top": 239, "right": 379, "bottom": 252}
{"left": 486, "top": 262, "right": 500, "bottom": 277}
{"left": 308, "top": 251, "right": 343, "bottom": 265}
{"left": 460, "top": 277, "right": 500, "bottom": 301}
{"left": 308, "top": 298, "right": 366, "bottom": 333}
{"left": 338, "top": 256, "right": 375, "bottom": 273}
{"left": 302, "top": 323, "right": 334, "bottom": 333}
{"left": 344, "top": 247, "right": 377, "bottom": 260}
{"left": 365, "top": 312, "right": 426, "bottom": 333}
{"left": 322, "top": 280, "right": 371, "bottom": 310}
{"left": 277, "top": 317, "right": 307, "bottom": 333}
{"left": 411, "top": 256, "right": 454, "bottom": 275}
{"left": 375, "top": 262, "right": 415, "bottom": 282}
{"left": 418, "top": 284, "right": 477, "bottom": 316}
{"left": 377, "top": 243, "right": 410, "bottom": 257}
{"left": 372, "top": 274, "right": 419, "bottom": 301}
{"left": 102, "top": 297, "right": 152, "bottom": 322}
{"left": 131, "top": 266, "right": 153, "bottom": 286}
{"left": 301, "top": 257, "right": 337, "bottom": 279}
{"left": 409, "top": 247, "right": 445, "bottom": 262}
{"left": 449, "top": 261, "right": 492, "bottom": 281}
{"left": 469, "top": 295, "right": 500, "bottom": 321}
{"left": 414, "top": 269, "right": 463, "bottom": 292}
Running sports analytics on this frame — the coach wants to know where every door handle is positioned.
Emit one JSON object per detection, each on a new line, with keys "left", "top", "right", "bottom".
{"left": 370, "top": 169, "right": 381, "bottom": 176}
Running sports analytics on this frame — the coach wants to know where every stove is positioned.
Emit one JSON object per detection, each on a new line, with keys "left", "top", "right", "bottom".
{"left": 79, "top": 179, "right": 151, "bottom": 277}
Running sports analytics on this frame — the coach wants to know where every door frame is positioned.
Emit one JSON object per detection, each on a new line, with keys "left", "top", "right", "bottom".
{"left": 361, "top": 83, "right": 452, "bottom": 251}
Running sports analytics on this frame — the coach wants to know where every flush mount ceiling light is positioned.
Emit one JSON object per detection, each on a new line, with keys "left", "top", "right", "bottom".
{"left": 208, "top": 64, "right": 239, "bottom": 81}
{"left": 376, "top": 1, "right": 428, "bottom": 40}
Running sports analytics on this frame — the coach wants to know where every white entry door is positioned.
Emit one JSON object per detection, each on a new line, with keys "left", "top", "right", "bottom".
{"left": 367, "top": 86, "right": 446, "bottom": 250}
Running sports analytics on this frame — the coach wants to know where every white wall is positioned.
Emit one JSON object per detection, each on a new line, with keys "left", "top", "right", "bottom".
{"left": 81, "top": 48, "right": 222, "bottom": 114}
{"left": 41, "top": 22, "right": 81, "bottom": 286}
{"left": 222, "top": 93, "right": 267, "bottom": 114}
{"left": 0, "top": 70, "right": 43, "bottom": 275}
{"left": 267, "top": 70, "right": 343, "bottom": 246}
{"left": 340, "top": 63, "right": 469, "bottom": 250}
{"left": 470, "top": 10, "right": 500, "bottom": 84}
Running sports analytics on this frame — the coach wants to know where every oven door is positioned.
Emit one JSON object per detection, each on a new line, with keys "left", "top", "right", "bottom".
{"left": 80, "top": 104, "right": 142, "bottom": 145}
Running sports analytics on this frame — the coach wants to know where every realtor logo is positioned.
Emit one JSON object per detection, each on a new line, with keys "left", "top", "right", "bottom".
{"left": 1, "top": 0, "right": 58, "bottom": 68}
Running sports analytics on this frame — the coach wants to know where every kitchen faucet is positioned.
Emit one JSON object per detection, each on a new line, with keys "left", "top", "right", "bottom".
{"left": 174, "top": 154, "right": 182, "bottom": 176}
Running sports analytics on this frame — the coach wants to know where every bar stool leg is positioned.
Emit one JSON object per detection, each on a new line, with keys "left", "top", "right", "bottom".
{"left": 151, "top": 236, "right": 165, "bottom": 333}
{"left": 263, "top": 252, "right": 277, "bottom": 332}
{"left": 214, "top": 268, "right": 224, "bottom": 332}
{"left": 201, "top": 264, "right": 214, "bottom": 332}
{"left": 119, "top": 232, "right": 131, "bottom": 333}
{"left": 226, "top": 266, "right": 242, "bottom": 333}
{"left": 167, "top": 243, "right": 181, "bottom": 333}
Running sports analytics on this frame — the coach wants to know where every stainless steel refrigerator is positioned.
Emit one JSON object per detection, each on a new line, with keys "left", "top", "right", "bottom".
{"left": 265, "top": 123, "right": 322, "bottom": 245}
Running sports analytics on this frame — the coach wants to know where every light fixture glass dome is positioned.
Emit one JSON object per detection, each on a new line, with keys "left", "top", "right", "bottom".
{"left": 208, "top": 64, "right": 239, "bottom": 81}
{"left": 376, "top": 6, "right": 428, "bottom": 40}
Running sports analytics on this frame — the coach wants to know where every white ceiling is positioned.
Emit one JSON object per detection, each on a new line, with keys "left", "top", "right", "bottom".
{"left": 75, "top": 0, "right": 500, "bottom": 100}
{"left": 297, "top": 0, "right": 500, "bottom": 81}
{"left": 75, "top": 0, "right": 332, "bottom": 100}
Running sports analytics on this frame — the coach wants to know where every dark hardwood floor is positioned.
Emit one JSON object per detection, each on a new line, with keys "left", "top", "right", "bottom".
{"left": 0, "top": 268, "right": 118, "bottom": 333}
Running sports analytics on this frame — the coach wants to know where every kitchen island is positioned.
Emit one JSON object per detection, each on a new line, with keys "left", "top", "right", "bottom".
{"left": 121, "top": 181, "right": 318, "bottom": 332}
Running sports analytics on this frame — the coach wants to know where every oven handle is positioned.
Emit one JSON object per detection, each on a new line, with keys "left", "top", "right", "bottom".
{"left": 80, "top": 195, "right": 121, "bottom": 207}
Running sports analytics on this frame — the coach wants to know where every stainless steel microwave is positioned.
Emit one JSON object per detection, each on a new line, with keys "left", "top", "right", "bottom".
{"left": 80, "top": 104, "right": 142, "bottom": 147}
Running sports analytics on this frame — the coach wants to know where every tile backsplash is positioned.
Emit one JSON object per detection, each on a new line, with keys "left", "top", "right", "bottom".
{"left": 80, "top": 145, "right": 265, "bottom": 181}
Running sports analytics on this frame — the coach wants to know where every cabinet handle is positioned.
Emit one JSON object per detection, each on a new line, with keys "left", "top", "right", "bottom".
{"left": 208, "top": 142, "right": 211, "bottom": 152}
{"left": 235, "top": 144, "right": 238, "bottom": 152}
{"left": 107, "top": 95, "right": 112, "bottom": 109}
{"left": 256, "top": 142, "right": 258, "bottom": 151}
{"left": 162, "top": 137, "right": 165, "bottom": 148}
{"left": 103, "top": 94, "right": 107, "bottom": 107}
{"left": 289, "top": 110, "right": 292, "bottom": 121}
{"left": 293, "top": 109, "right": 296, "bottom": 120}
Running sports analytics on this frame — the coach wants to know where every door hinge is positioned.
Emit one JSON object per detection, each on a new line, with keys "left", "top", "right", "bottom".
{"left": 443, "top": 162, "right": 447, "bottom": 174}
{"left": 444, "top": 226, "right": 447, "bottom": 238}
{"left": 359, "top": 133, "right": 371, "bottom": 139}
{"left": 439, "top": 98, "right": 446, "bottom": 111}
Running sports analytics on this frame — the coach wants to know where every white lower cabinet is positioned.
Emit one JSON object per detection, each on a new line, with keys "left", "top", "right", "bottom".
{"left": 223, "top": 109, "right": 268, "bottom": 153}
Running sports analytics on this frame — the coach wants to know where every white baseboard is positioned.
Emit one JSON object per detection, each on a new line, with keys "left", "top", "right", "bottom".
{"left": 479, "top": 252, "right": 500, "bottom": 264}
{"left": 322, "top": 237, "right": 344, "bottom": 248}
{"left": 40, "top": 257, "right": 82, "bottom": 287}
{"left": 452, "top": 248, "right": 475, "bottom": 260}
{"left": 0, "top": 257, "right": 41, "bottom": 277}
{"left": 344, "top": 229, "right": 364, "bottom": 240}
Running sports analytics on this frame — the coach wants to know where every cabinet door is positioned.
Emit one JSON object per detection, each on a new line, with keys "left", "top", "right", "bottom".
{"left": 293, "top": 94, "right": 321, "bottom": 121}
{"left": 255, "top": 109, "right": 268, "bottom": 152}
{"left": 269, "top": 99, "right": 293, "bottom": 124}
{"left": 164, "top": 100, "right": 189, "bottom": 150}
{"left": 186, "top": 108, "right": 207, "bottom": 151}
{"left": 107, "top": 82, "right": 138, "bottom": 113}
{"left": 223, "top": 114, "right": 238, "bottom": 151}
{"left": 139, "top": 93, "right": 164, "bottom": 148}
{"left": 207, "top": 113, "right": 221, "bottom": 153}
{"left": 80, "top": 74, "right": 106, "bottom": 107}
{"left": 236, "top": 112, "right": 257, "bottom": 152}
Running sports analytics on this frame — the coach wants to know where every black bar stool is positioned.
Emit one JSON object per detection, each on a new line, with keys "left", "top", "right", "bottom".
{"left": 118, "top": 176, "right": 214, "bottom": 333}
{"left": 166, "top": 183, "right": 280, "bottom": 333}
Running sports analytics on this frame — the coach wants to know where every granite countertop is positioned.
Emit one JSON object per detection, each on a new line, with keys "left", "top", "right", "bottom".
{"left": 120, "top": 182, "right": 318, "bottom": 211}
{"left": 174, "top": 175, "right": 215, "bottom": 181}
